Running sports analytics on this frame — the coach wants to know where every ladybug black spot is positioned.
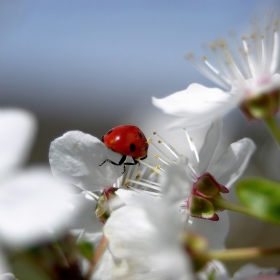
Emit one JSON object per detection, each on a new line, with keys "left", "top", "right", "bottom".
{"left": 138, "top": 132, "right": 143, "bottom": 139}
{"left": 130, "top": 143, "right": 136, "bottom": 152}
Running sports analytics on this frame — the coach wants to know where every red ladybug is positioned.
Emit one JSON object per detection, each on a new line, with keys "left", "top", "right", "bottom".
{"left": 99, "top": 125, "right": 148, "bottom": 172}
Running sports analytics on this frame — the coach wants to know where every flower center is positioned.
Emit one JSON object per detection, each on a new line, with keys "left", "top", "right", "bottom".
{"left": 240, "top": 88, "right": 280, "bottom": 121}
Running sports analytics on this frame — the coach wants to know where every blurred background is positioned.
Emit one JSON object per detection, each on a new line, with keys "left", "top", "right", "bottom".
{"left": 1, "top": 0, "right": 280, "bottom": 273}
{"left": 0, "top": 0, "right": 278, "bottom": 161}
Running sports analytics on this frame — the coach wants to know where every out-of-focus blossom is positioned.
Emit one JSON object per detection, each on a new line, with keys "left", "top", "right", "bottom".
{"left": 231, "top": 263, "right": 280, "bottom": 280}
{"left": 153, "top": 14, "right": 280, "bottom": 127}
{"left": 0, "top": 110, "right": 85, "bottom": 248}
{"left": 0, "top": 274, "right": 16, "bottom": 280}
{"left": 0, "top": 250, "right": 15, "bottom": 280}
{"left": 0, "top": 167, "right": 86, "bottom": 248}
{"left": 103, "top": 174, "right": 194, "bottom": 280}
{"left": 0, "top": 109, "right": 36, "bottom": 176}
{"left": 199, "top": 262, "right": 280, "bottom": 280}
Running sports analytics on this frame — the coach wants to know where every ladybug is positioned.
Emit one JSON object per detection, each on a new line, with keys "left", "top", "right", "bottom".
{"left": 99, "top": 125, "right": 148, "bottom": 172}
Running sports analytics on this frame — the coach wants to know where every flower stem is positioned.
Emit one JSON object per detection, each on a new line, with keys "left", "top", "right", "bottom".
{"left": 208, "top": 246, "right": 280, "bottom": 262}
{"left": 213, "top": 197, "right": 256, "bottom": 217}
{"left": 212, "top": 196, "right": 280, "bottom": 224}
{"left": 263, "top": 116, "right": 280, "bottom": 147}
{"left": 85, "top": 235, "right": 108, "bottom": 280}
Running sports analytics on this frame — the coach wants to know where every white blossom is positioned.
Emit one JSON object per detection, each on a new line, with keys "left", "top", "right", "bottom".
{"left": 152, "top": 14, "right": 280, "bottom": 128}
{"left": 140, "top": 119, "right": 255, "bottom": 249}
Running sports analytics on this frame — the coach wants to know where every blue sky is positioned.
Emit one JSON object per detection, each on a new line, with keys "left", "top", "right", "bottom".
{"left": 0, "top": 0, "right": 278, "bottom": 127}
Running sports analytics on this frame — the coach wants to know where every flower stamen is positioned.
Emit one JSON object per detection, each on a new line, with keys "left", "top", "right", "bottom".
{"left": 186, "top": 53, "right": 230, "bottom": 90}
{"left": 270, "top": 27, "right": 279, "bottom": 73}
{"left": 152, "top": 131, "right": 180, "bottom": 160}
{"left": 138, "top": 160, "right": 163, "bottom": 175}
{"left": 128, "top": 179, "right": 161, "bottom": 191}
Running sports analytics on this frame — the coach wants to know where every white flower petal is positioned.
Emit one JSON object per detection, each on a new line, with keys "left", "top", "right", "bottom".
{"left": 92, "top": 249, "right": 120, "bottom": 280}
{"left": 116, "top": 189, "right": 146, "bottom": 205}
{"left": 69, "top": 191, "right": 103, "bottom": 233}
{"left": 187, "top": 211, "right": 229, "bottom": 250}
{"left": 0, "top": 167, "right": 84, "bottom": 248}
{"left": 197, "top": 119, "right": 223, "bottom": 175}
{"left": 104, "top": 204, "right": 158, "bottom": 260}
{"left": 208, "top": 138, "right": 256, "bottom": 188}
{"left": 152, "top": 83, "right": 242, "bottom": 128}
{"left": 0, "top": 250, "right": 11, "bottom": 277}
{"left": 0, "top": 109, "right": 36, "bottom": 176}
{"left": 149, "top": 250, "right": 194, "bottom": 280}
{"left": 159, "top": 160, "right": 192, "bottom": 207}
{"left": 0, "top": 274, "right": 16, "bottom": 280}
{"left": 232, "top": 263, "right": 278, "bottom": 279}
{"left": 49, "top": 131, "right": 123, "bottom": 191}
{"left": 104, "top": 201, "right": 193, "bottom": 279}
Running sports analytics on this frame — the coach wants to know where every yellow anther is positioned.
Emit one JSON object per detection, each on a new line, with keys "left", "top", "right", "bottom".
{"left": 124, "top": 178, "right": 131, "bottom": 188}
{"left": 158, "top": 140, "right": 162, "bottom": 144}
{"left": 153, "top": 131, "right": 157, "bottom": 135}
{"left": 202, "top": 56, "right": 206, "bottom": 61}
{"left": 156, "top": 165, "right": 161, "bottom": 169}
{"left": 216, "top": 39, "right": 227, "bottom": 48}
{"left": 154, "top": 154, "right": 159, "bottom": 158}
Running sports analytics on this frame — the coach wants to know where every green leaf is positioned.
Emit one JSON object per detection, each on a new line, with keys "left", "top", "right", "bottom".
{"left": 236, "top": 178, "right": 280, "bottom": 225}
{"left": 78, "top": 240, "right": 95, "bottom": 261}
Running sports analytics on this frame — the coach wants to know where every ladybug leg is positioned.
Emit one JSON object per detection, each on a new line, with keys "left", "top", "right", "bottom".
{"left": 140, "top": 155, "right": 147, "bottom": 161}
{"left": 99, "top": 155, "right": 127, "bottom": 174}
{"left": 99, "top": 155, "right": 127, "bottom": 166}
{"left": 124, "top": 156, "right": 143, "bottom": 167}
{"left": 127, "top": 156, "right": 147, "bottom": 166}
